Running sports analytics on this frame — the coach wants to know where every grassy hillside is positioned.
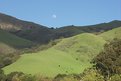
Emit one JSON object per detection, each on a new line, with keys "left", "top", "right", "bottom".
{"left": 3, "top": 49, "right": 86, "bottom": 77}
{"left": 99, "top": 27, "right": 121, "bottom": 41}
{"left": 3, "top": 33, "right": 106, "bottom": 77}
{"left": 3, "top": 27, "right": 121, "bottom": 77}
{"left": 54, "top": 33, "right": 106, "bottom": 61}
{"left": 0, "top": 29, "right": 33, "bottom": 54}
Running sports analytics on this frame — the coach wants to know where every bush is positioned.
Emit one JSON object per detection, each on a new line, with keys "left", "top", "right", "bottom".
{"left": 94, "top": 38, "right": 121, "bottom": 80}
{"left": 110, "top": 74, "right": 121, "bottom": 81}
{"left": 81, "top": 68, "right": 104, "bottom": 81}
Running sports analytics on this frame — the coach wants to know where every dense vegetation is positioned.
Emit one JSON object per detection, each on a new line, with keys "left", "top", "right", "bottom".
{"left": 78, "top": 38, "right": 121, "bottom": 81}
{"left": 94, "top": 38, "right": 121, "bottom": 80}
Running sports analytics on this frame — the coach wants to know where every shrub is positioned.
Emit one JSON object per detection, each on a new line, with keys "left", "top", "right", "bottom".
{"left": 94, "top": 38, "right": 121, "bottom": 80}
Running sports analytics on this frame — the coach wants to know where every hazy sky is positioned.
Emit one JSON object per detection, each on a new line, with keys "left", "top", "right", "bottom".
{"left": 0, "top": 0, "right": 121, "bottom": 27}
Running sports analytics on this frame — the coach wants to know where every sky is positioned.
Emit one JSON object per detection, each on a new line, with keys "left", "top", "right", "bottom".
{"left": 0, "top": 0, "right": 121, "bottom": 27}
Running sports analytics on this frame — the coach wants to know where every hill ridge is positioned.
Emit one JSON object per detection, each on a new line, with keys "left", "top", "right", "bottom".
{"left": 0, "top": 13, "right": 121, "bottom": 44}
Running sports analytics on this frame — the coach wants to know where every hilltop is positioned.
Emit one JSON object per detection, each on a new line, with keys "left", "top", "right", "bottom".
{"left": 54, "top": 20, "right": 121, "bottom": 37}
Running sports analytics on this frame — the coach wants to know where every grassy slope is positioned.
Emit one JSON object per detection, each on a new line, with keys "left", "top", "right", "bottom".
{"left": 0, "top": 30, "right": 33, "bottom": 54}
{"left": 3, "top": 33, "right": 106, "bottom": 77}
{"left": 4, "top": 26, "right": 121, "bottom": 77}
{"left": 54, "top": 33, "right": 106, "bottom": 61}
{"left": 99, "top": 27, "right": 121, "bottom": 41}
{"left": 3, "top": 49, "right": 86, "bottom": 77}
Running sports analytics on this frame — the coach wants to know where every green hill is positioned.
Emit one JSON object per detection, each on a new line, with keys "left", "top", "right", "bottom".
{"left": 0, "top": 29, "right": 33, "bottom": 54}
{"left": 54, "top": 33, "right": 106, "bottom": 61}
{"left": 99, "top": 27, "right": 121, "bottom": 41}
{"left": 3, "top": 33, "right": 106, "bottom": 77}
{"left": 3, "top": 27, "right": 121, "bottom": 77}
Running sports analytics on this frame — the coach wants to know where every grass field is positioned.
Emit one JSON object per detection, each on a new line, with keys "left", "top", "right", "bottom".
{"left": 3, "top": 33, "right": 107, "bottom": 77}
{"left": 99, "top": 27, "right": 121, "bottom": 41}
{"left": 3, "top": 48, "right": 91, "bottom": 77}
{"left": 54, "top": 33, "right": 106, "bottom": 61}
{"left": 3, "top": 27, "right": 121, "bottom": 77}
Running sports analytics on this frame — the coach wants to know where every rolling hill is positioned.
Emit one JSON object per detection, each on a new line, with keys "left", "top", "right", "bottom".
{"left": 54, "top": 20, "right": 121, "bottom": 37}
{"left": 0, "top": 13, "right": 121, "bottom": 44}
{"left": 54, "top": 33, "right": 106, "bottom": 61}
{"left": 1, "top": 13, "right": 121, "bottom": 78}
{"left": 0, "top": 13, "right": 54, "bottom": 43}
{"left": 3, "top": 33, "right": 106, "bottom": 77}
{"left": 3, "top": 27, "right": 121, "bottom": 77}
{"left": 0, "top": 29, "right": 33, "bottom": 54}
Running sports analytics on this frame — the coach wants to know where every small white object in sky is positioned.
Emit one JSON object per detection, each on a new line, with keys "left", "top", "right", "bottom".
{"left": 52, "top": 14, "right": 57, "bottom": 19}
